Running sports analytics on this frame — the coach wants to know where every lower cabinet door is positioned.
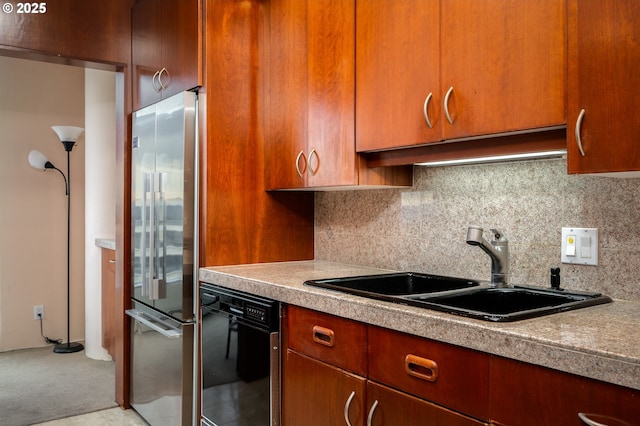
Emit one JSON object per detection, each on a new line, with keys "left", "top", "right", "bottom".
{"left": 282, "top": 350, "right": 366, "bottom": 426}
{"left": 366, "top": 381, "right": 488, "bottom": 426}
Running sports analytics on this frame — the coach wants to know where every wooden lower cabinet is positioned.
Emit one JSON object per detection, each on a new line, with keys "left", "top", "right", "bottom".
{"left": 490, "top": 356, "right": 640, "bottom": 426}
{"left": 101, "top": 248, "right": 116, "bottom": 358}
{"left": 367, "top": 381, "right": 487, "bottom": 426}
{"left": 283, "top": 305, "right": 639, "bottom": 425}
{"left": 282, "top": 350, "right": 366, "bottom": 426}
{"left": 282, "top": 351, "right": 486, "bottom": 426}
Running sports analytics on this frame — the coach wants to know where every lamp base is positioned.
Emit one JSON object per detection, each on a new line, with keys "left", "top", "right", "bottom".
{"left": 53, "top": 341, "right": 84, "bottom": 354}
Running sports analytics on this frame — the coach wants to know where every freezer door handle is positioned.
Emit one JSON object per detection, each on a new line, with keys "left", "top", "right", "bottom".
{"left": 126, "top": 309, "right": 182, "bottom": 338}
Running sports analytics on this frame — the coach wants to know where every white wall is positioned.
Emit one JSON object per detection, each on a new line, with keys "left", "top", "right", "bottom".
{"left": 0, "top": 56, "right": 85, "bottom": 351}
{"left": 84, "top": 68, "right": 116, "bottom": 360}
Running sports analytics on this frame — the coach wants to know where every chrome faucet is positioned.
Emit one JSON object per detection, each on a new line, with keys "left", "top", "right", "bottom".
{"left": 466, "top": 226, "right": 510, "bottom": 287}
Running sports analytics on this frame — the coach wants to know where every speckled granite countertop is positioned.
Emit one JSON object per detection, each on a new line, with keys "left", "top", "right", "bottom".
{"left": 199, "top": 260, "right": 640, "bottom": 391}
{"left": 95, "top": 238, "right": 116, "bottom": 250}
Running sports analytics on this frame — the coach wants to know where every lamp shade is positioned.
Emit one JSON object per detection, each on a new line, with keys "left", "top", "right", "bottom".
{"left": 28, "top": 149, "right": 50, "bottom": 170}
{"left": 51, "top": 126, "right": 84, "bottom": 142}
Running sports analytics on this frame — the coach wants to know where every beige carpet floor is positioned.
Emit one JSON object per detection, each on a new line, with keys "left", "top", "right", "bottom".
{"left": 0, "top": 345, "right": 117, "bottom": 426}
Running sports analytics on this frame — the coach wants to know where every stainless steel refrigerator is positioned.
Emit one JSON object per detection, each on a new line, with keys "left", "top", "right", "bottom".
{"left": 126, "top": 91, "right": 197, "bottom": 426}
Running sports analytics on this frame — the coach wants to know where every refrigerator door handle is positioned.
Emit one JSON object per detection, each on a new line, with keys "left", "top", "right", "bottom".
{"left": 140, "top": 172, "right": 150, "bottom": 297}
{"left": 126, "top": 309, "right": 182, "bottom": 338}
{"left": 149, "top": 172, "right": 157, "bottom": 300}
{"left": 158, "top": 172, "right": 167, "bottom": 285}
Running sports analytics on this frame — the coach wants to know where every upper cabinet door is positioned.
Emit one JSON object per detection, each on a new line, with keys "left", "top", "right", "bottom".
{"left": 440, "top": 0, "right": 566, "bottom": 140}
{"left": 0, "top": 0, "right": 132, "bottom": 65}
{"left": 305, "top": 0, "right": 357, "bottom": 188}
{"left": 567, "top": 0, "right": 640, "bottom": 174}
{"left": 161, "top": 0, "right": 200, "bottom": 100}
{"left": 266, "top": 0, "right": 309, "bottom": 190}
{"left": 266, "top": 0, "right": 359, "bottom": 189}
{"left": 356, "top": 0, "right": 566, "bottom": 153}
{"left": 132, "top": 0, "right": 201, "bottom": 110}
{"left": 355, "top": 0, "right": 441, "bottom": 152}
{"left": 132, "top": 0, "right": 163, "bottom": 109}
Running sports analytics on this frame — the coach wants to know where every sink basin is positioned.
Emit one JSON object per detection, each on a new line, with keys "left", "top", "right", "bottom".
{"left": 305, "top": 273, "right": 612, "bottom": 322}
{"left": 304, "top": 272, "right": 480, "bottom": 298}
{"left": 407, "top": 286, "right": 612, "bottom": 322}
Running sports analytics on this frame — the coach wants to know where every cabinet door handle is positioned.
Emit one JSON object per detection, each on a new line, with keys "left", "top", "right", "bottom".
{"left": 405, "top": 354, "right": 439, "bottom": 382}
{"left": 343, "top": 390, "right": 356, "bottom": 426}
{"left": 152, "top": 70, "right": 162, "bottom": 93}
{"left": 158, "top": 67, "right": 170, "bottom": 91}
{"left": 578, "top": 413, "right": 631, "bottom": 426}
{"left": 575, "top": 108, "right": 586, "bottom": 157}
{"left": 295, "top": 150, "right": 307, "bottom": 177}
{"left": 422, "top": 92, "right": 434, "bottom": 128}
{"left": 312, "top": 325, "right": 335, "bottom": 347}
{"left": 108, "top": 259, "right": 116, "bottom": 264}
{"left": 444, "top": 86, "right": 455, "bottom": 124}
{"left": 367, "top": 400, "right": 379, "bottom": 426}
{"left": 308, "top": 149, "right": 320, "bottom": 175}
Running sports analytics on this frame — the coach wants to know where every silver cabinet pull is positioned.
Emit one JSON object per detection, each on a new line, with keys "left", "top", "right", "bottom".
{"left": 575, "top": 108, "right": 586, "bottom": 156}
{"left": 308, "top": 149, "right": 319, "bottom": 175}
{"left": 108, "top": 259, "right": 116, "bottom": 264}
{"left": 423, "top": 92, "right": 434, "bottom": 128}
{"left": 343, "top": 390, "right": 356, "bottom": 426}
{"left": 295, "top": 150, "right": 307, "bottom": 177}
{"left": 367, "top": 400, "right": 379, "bottom": 426}
{"left": 158, "top": 67, "right": 170, "bottom": 91}
{"left": 578, "top": 413, "right": 631, "bottom": 426}
{"left": 152, "top": 70, "right": 162, "bottom": 93}
{"left": 444, "top": 86, "right": 455, "bottom": 124}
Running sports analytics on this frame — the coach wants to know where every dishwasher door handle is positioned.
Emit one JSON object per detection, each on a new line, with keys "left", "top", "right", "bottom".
{"left": 126, "top": 309, "right": 182, "bottom": 339}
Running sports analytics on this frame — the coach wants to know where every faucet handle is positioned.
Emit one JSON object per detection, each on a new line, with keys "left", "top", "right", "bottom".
{"left": 490, "top": 228, "right": 507, "bottom": 241}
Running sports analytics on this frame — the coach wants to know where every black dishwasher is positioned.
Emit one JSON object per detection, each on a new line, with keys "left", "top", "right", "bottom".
{"left": 199, "top": 283, "right": 280, "bottom": 426}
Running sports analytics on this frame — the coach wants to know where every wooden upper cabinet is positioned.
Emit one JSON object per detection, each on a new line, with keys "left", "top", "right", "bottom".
{"left": 356, "top": 0, "right": 441, "bottom": 152}
{"left": 356, "top": 0, "right": 566, "bottom": 152}
{"left": 0, "top": 0, "right": 132, "bottom": 66}
{"left": 132, "top": 0, "right": 201, "bottom": 110}
{"left": 567, "top": 0, "right": 640, "bottom": 174}
{"left": 267, "top": 0, "right": 357, "bottom": 189}
{"left": 441, "top": 0, "right": 566, "bottom": 140}
{"left": 266, "top": 0, "right": 412, "bottom": 190}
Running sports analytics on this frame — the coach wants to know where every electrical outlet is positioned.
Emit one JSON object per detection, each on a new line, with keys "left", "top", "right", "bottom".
{"left": 34, "top": 305, "right": 44, "bottom": 320}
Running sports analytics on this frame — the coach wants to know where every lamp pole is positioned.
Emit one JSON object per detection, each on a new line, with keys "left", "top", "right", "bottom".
{"left": 54, "top": 140, "right": 84, "bottom": 354}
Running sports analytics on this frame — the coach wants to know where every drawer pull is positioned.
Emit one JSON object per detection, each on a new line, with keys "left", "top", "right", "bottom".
{"left": 405, "top": 354, "right": 438, "bottom": 382}
{"left": 343, "top": 390, "right": 356, "bottom": 426}
{"left": 312, "top": 325, "right": 335, "bottom": 347}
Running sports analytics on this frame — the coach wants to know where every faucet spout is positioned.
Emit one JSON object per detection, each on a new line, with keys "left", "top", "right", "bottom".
{"left": 466, "top": 226, "right": 510, "bottom": 287}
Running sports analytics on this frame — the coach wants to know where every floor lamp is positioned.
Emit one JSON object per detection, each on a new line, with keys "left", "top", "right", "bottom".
{"left": 28, "top": 126, "right": 85, "bottom": 354}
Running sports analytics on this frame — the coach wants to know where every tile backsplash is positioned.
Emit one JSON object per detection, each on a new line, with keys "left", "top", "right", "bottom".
{"left": 315, "top": 158, "right": 640, "bottom": 302}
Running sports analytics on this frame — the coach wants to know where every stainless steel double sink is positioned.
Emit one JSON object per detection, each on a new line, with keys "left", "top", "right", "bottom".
{"left": 304, "top": 272, "right": 612, "bottom": 322}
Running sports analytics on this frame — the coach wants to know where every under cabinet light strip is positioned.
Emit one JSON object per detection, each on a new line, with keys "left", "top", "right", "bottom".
{"left": 415, "top": 150, "right": 567, "bottom": 167}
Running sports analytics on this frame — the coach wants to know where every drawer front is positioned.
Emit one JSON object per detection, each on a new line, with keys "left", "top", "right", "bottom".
{"left": 286, "top": 306, "right": 367, "bottom": 376}
{"left": 368, "top": 326, "right": 490, "bottom": 420}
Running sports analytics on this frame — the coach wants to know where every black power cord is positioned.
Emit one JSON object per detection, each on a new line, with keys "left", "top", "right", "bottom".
{"left": 38, "top": 313, "right": 62, "bottom": 345}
